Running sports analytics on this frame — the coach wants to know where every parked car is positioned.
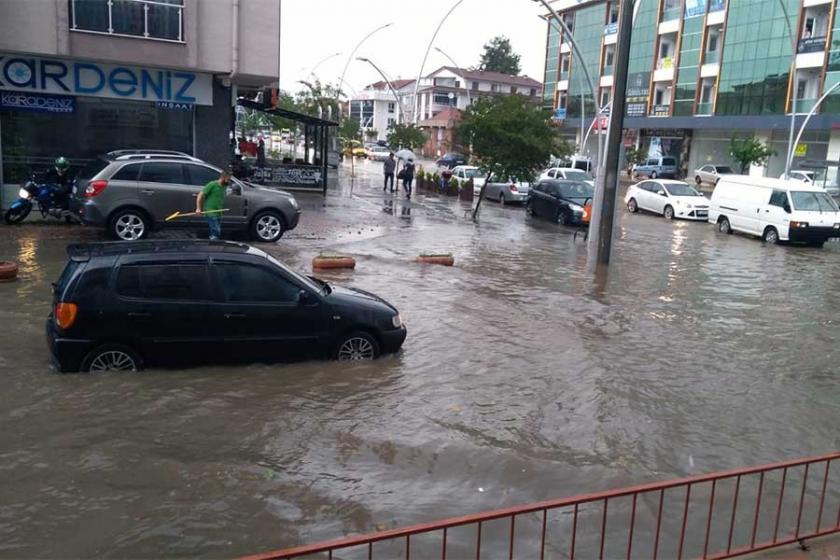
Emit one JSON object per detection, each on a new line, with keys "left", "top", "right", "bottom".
{"left": 709, "top": 175, "right": 840, "bottom": 246}
{"left": 451, "top": 165, "right": 487, "bottom": 194}
{"left": 71, "top": 154, "right": 300, "bottom": 242}
{"left": 694, "top": 164, "right": 734, "bottom": 187}
{"left": 538, "top": 167, "right": 594, "bottom": 186}
{"left": 436, "top": 152, "right": 467, "bottom": 169}
{"left": 633, "top": 156, "right": 678, "bottom": 179}
{"left": 483, "top": 178, "right": 531, "bottom": 204}
{"left": 366, "top": 145, "right": 391, "bottom": 161}
{"left": 553, "top": 155, "right": 593, "bottom": 175}
{"left": 47, "top": 240, "right": 408, "bottom": 373}
{"left": 527, "top": 180, "right": 594, "bottom": 225}
{"left": 780, "top": 170, "right": 816, "bottom": 184}
{"left": 625, "top": 179, "right": 710, "bottom": 220}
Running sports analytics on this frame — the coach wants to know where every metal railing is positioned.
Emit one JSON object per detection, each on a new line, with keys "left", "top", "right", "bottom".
{"left": 798, "top": 37, "right": 828, "bottom": 54}
{"left": 795, "top": 98, "right": 818, "bottom": 114}
{"left": 696, "top": 102, "right": 714, "bottom": 115}
{"left": 242, "top": 453, "right": 840, "bottom": 560}
{"left": 70, "top": 0, "right": 185, "bottom": 43}
{"left": 603, "top": 65, "right": 614, "bottom": 77}
{"left": 704, "top": 51, "right": 720, "bottom": 64}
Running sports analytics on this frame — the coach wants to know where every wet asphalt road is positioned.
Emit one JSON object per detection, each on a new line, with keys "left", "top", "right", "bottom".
{"left": 0, "top": 159, "right": 839, "bottom": 558}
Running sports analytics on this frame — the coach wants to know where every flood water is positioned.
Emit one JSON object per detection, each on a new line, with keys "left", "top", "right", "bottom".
{"left": 1, "top": 163, "right": 839, "bottom": 557}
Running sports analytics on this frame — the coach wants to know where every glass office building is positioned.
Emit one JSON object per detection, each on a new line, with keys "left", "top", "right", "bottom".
{"left": 543, "top": 0, "right": 840, "bottom": 181}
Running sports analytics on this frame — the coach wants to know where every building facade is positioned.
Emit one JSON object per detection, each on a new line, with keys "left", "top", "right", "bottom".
{"left": 349, "top": 79, "right": 414, "bottom": 142}
{"left": 0, "top": 0, "right": 280, "bottom": 205}
{"left": 544, "top": 0, "right": 840, "bottom": 182}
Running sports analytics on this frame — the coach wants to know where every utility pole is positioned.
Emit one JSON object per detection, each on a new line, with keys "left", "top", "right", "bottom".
{"left": 589, "top": 0, "right": 634, "bottom": 266}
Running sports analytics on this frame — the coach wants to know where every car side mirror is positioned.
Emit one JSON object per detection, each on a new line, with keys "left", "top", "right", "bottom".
{"left": 783, "top": 202, "right": 791, "bottom": 213}
{"left": 298, "top": 289, "right": 313, "bottom": 305}
{"left": 658, "top": 190, "right": 666, "bottom": 196}
{"left": 231, "top": 184, "right": 242, "bottom": 196}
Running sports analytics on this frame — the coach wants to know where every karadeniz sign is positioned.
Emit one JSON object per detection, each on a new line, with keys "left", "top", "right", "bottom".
{"left": 252, "top": 164, "right": 323, "bottom": 189}
{"left": 0, "top": 54, "right": 212, "bottom": 105}
{"left": 1, "top": 91, "right": 75, "bottom": 113}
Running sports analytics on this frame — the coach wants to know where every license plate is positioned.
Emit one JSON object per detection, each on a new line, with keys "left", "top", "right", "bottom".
{"left": 696, "top": 211, "right": 708, "bottom": 217}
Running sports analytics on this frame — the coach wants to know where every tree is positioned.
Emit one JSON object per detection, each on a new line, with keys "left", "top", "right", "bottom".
{"left": 623, "top": 146, "right": 645, "bottom": 175}
{"left": 478, "top": 36, "right": 522, "bottom": 75}
{"left": 364, "top": 128, "right": 379, "bottom": 141}
{"left": 386, "top": 123, "right": 426, "bottom": 151}
{"left": 729, "top": 136, "right": 776, "bottom": 174}
{"left": 457, "top": 95, "right": 558, "bottom": 220}
{"left": 338, "top": 117, "right": 361, "bottom": 143}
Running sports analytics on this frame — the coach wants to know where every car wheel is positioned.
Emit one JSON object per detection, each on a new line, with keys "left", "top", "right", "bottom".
{"left": 556, "top": 208, "right": 571, "bottom": 225}
{"left": 109, "top": 209, "right": 149, "bottom": 241}
{"left": 718, "top": 217, "right": 732, "bottom": 234}
{"left": 526, "top": 199, "right": 535, "bottom": 216}
{"left": 250, "top": 210, "right": 286, "bottom": 243}
{"left": 663, "top": 205, "right": 674, "bottom": 220}
{"left": 763, "top": 227, "right": 780, "bottom": 244}
{"left": 334, "top": 331, "right": 380, "bottom": 361}
{"left": 627, "top": 198, "right": 638, "bottom": 213}
{"left": 650, "top": 171, "right": 658, "bottom": 179}
{"left": 81, "top": 344, "right": 143, "bottom": 373}
{"left": 695, "top": 175, "right": 703, "bottom": 185}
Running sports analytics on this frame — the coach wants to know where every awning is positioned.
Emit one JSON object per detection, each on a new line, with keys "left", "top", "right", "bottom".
{"left": 237, "top": 98, "right": 338, "bottom": 127}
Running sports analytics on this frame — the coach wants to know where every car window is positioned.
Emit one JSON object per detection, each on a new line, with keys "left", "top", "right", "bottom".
{"left": 716, "top": 166, "right": 733, "bottom": 174}
{"left": 646, "top": 159, "right": 657, "bottom": 166}
{"left": 545, "top": 183, "right": 560, "bottom": 196}
{"left": 562, "top": 170, "right": 589, "bottom": 181}
{"left": 791, "top": 191, "right": 839, "bottom": 212}
{"left": 547, "top": 170, "right": 556, "bottom": 178}
{"left": 138, "top": 162, "right": 184, "bottom": 184}
{"left": 662, "top": 157, "right": 676, "bottom": 166}
{"left": 769, "top": 190, "right": 788, "bottom": 208}
{"left": 215, "top": 262, "right": 300, "bottom": 303}
{"left": 185, "top": 165, "right": 221, "bottom": 187}
{"left": 638, "top": 182, "right": 652, "bottom": 192}
{"left": 116, "top": 264, "right": 212, "bottom": 301}
{"left": 664, "top": 183, "right": 701, "bottom": 196}
{"left": 558, "top": 182, "right": 594, "bottom": 199}
{"left": 111, "top": 164, "right": 140, "bottom": 181}
{"left": 78, "top": 158, "right": 110, "bottom": 180}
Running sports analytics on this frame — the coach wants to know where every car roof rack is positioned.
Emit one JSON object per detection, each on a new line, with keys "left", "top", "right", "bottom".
{"left": 112, "top": 153, "right": 201, "bottom": 162}
{"left": 106, "top": 149, "right": 190, "bottom": 157}
{"left": 66, "top": 240, "right": 253, "bottom": 261}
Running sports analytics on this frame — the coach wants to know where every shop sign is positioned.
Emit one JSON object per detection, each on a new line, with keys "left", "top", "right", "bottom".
{"left": 553, "top": 107, "right": 567, "bottom": 121}
{"left": 626, "top": 102, "right": 647, "bottom": 117}
{"left": 156, "top": 101, "right": 195, "bottom": 111}
{"left": 604, "top": 23, "right": 618, "bottom": 35}
{"left": 0, "top": 54, "right": 212, "bottom": 105}
{"left": 0, "top": 90, "right": 75, "bottom": 113}
{"left": 795, "top": 143, "right": 808, "bottom": 157}
{"left": 641, "top": 128, "right": 687, "bottom": 138}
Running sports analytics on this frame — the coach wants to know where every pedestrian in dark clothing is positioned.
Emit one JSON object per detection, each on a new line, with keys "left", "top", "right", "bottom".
{"left": 402, "top": 159, "right": 415, "bottom": 198}
{"left": 383, "top": 152, "right": 396, "bottom": 192}
{"left": 256, "top": 138, "right": 266, "bottom": 167}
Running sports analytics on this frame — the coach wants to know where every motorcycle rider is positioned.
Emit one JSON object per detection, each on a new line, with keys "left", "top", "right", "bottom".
{"left": 44, "top": 156, "right": 73, "bottom": 211}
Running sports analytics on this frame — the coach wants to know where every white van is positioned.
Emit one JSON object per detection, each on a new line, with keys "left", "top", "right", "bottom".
{"left": 708, "top": 175, "right": 840, "bottom": 246}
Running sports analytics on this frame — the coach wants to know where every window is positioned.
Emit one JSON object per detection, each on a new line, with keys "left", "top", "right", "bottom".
{"left": 511, "top": 86, "right": 518, "bottom": 94}
{"left": 388, "top": 102, "right": 395, "bottom": 113}
{"left": 791, "top": 191, "right": 839, "bottom": 212}
{"left": 662, "top": 157, "right": 676, "bottom": 166}
{"left": 215, "top": 262, "right": 300, "bottom": 303}
{"left": 116, "top": 264, "right": 212, "bottom": 301}
{"left": 654, "top": 89, "right": 665, "bottom": 105}
{"left": 138, "top": 162, "right": 184, "bottom": 184}
{"left": 548, "top": 170, "right": 557, "bottom": 178}
{"left": 70, "top": 0, "right": 185, "bottom": 42}
{"left": 599, "top": 88, "right": 611, "bottom": 108}
{"left": 387, "top": 117, "right": 396, "bottom": 128}
{"left": 185, "top": 165, "right": 221, "bottom": 186}
{"left": 471, "top": 81, "right": 479, "bottom": 91}
{"left": 491, "top": 84, "right": 499, "bottom": 93}
{"left": 769, "top": 190, "right": 788, "bottom": 208}
{"left": 530, "top": 88, "right": 537, "bottom": 96}
{"left": 433, "top": 93, "right": 456, "bottom": 105}
{"left": 112, "top": 164, "right": 141, "bottom": 181}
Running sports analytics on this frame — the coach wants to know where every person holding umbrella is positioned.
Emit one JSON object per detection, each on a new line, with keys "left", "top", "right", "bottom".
{"left": 402, "top": 158, "right": 415, "bottom": 198}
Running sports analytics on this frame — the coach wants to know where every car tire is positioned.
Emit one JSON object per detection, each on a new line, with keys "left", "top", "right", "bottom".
{"left": 663, "top": 205, "right": 674, "bottom": 220}
{"left": 81, "top": 343, "right": 143, "bottom": 373}
{"left": 763, "top": 227, "right": 780, "bottom": 244}
{"left": 650, "top": 171, "right": 658, "bottom": 179}
{"left": 627, "top": 198, "right": 638, "bottom": 213}
{"left": 556, "top": 208, "right": 571, "bottom": 225}
{"left": 526, "top": 199, "right": 535, "bottom": 216}
{"left": 250, "top": 210, "right": 286, "bottom": 243}
{"left": 109, "top": 208, "right": 150, "bottom": 241}
{"left": 695, "top": 175, "right": 703, "bottom": 185}
{"left": 334, "top": 331, "right": 380, "bottom": 361}
{"left": 718, "top": 216, "right": 732, "bottom": 234}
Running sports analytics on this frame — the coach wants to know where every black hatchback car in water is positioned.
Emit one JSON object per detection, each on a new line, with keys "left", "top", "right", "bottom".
{"left": 527, "top": 180, "right": 594, "bottom": 226}
{"left": 47, "top": 241, "right": 407, "bottom": 372}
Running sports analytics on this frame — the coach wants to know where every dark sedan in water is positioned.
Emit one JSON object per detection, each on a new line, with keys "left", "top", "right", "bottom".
{"left": 47, "top": 240, "right": 407, "bottom": 372}
{"left": 526, "top": 180, "right": 594, "bottom": 225}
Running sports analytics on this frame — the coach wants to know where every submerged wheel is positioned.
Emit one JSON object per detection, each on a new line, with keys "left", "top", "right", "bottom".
{"left": 81, "top": 344, "right": 142, "bottom": 373}
{"left": 627, "top": 198, "right": 638, "bottom": 213}
{"left": 334, "top": 331, "right": 380, "bottom": 361}
{"left": 718, "top": 217, "right": 732, "bottom": 234}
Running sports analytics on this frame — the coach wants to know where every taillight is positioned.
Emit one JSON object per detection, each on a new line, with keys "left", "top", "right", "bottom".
{"left": 84, "top": 180, "right": 108, "bottom": 198}
{"left": 54, "top": 303, "right": 78, "bottom": 329}
{"left": 510, "top": 184, "right": 518, "bottom": 192}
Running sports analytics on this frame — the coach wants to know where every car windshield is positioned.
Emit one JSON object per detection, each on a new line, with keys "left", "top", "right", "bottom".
{"left": 790, "top": 191, "right": 839, "bottom": 212}
{"left": 715, "top": 166, "right": 733, "bottom": 174}
{"left": 464, "top": 168, "right": 485, "bottom": 179}
{"left": 662, "top": 158, "right": 676, "bottom": 166}
{"left": 558, "top": 182, "right": 594, "bottom": 199}
{"left": 562, "top": 170, "right": 589, "bottom": 181}
{"left": 665, "top": 183, "right": 702, "bottom": 196}
{"left": 265, "top": 254, "right": 326, "bottom": 294}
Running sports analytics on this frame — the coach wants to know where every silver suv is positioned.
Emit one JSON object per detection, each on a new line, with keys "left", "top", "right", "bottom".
{"left": 71, "top": 154, "right": 301, "bottom": 242}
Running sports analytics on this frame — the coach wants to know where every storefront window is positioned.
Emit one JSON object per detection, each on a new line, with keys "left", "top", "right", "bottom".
{"left": 71, "top": 0, "right": 184, "bottom": 42}
{"left": 1, "top": 97, "right": 192, "bottom": 183}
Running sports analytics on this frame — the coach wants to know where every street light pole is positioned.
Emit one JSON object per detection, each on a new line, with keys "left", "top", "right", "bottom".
{"left": 337, "top": 22, "right": 394, "bottom": 114}
{"left": 412, "top": 0, "right": 464, "bottom": 123}
{"left": 357, "top": 57, "right": 408, "bottom": 123}
{"left": 307, "top": 52, "right": 342, "bottom": 82}
{"left": 434, "top": 46, "right": 471, "bottom": 107}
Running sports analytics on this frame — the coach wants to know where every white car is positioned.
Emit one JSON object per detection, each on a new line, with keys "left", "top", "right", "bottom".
{"left": 625, "top": 179, "right": 710, "bottom": 221}
{"left": 539, "top": 167, "right": 594, "bottom": 186}
{"left": 709, "top": 175, "right": 840, "bottom": 246}
{"left": 779, "top": 170, "right": 815, "bottom": 184}
{"left": 366, "top": 145, "right": 391, "bottom": 161}
{"left": 694, "top": 164, "right": 734, "bottom": 187}
{"left": 451, "top": 165, "right": 487, "bottom": 194}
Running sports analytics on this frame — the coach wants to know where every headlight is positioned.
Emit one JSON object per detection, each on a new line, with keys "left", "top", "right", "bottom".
{"left": 18, "top": 188, "right": 30, "bottom": 199}
{"left": 288, "top": 197, "right": 299, "bottom": 209}
{"left": 391, "top": 313, "right": 403, "bottom": 328}
{"left": 568, "top": 203, "right": 584, "bottom": 212}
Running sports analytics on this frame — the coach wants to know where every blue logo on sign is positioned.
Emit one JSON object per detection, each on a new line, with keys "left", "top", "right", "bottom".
{"left": 1, "top": 91, "right": 76, "bottom": 113}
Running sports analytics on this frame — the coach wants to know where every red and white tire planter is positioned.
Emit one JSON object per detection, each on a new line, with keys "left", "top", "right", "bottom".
{"left": 415, "top": 254, "right": 455, "bottom": 266}
{"left": 312, "top": 255, "right": 356, "bottom": 270}
{"left": 0, "top": 260, "right": 19, "bottom": 282}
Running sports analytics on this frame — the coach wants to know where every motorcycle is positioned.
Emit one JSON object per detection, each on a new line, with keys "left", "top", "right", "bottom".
{"left": 4, "top": 173, "right": 74, "bottom": 225}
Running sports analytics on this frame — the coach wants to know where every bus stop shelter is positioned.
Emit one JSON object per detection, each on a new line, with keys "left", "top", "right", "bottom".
{"left": 236, "top": 98, "right": 337, "bottom": 195}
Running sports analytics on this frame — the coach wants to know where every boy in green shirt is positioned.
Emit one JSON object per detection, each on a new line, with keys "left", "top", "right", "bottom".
{"left": 195, "top": 169, "right": 231, "bottom": 240}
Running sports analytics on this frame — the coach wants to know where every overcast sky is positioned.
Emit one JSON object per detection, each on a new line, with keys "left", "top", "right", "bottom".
{"left": 279, "top": 0, "right": 549, "bottom": 94}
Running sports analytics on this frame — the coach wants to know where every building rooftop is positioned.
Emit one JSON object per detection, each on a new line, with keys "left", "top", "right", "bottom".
{"left": 433, "top": 66, "right": 542, "bottom": 88}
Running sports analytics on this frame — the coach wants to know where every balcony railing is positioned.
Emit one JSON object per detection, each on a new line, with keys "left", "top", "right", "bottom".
{"left": 70, "top": 0, "right": 185, "bottom": 43}
{"left": 651, "top": 104, "right": 671, "bottom": 116}
{"left": 704, "top": 50, "right": 720, "bottom": 64}
{"left": 559, "top": 71, "right": 570, "bottom": 81}
{"left": 696, "top": 102, "right": 714, "bottom": 115}
{"left": 656, "top": 57, "right": 675, "bottom": 70}
{"left": 604, "top": 22, "right": 618, "bottom": 35}
{"left": 795, "top": 98, "right": 817, "bottom": 113}
{"left": 661, "top": 6, "right": 681, "bottom": 22}
{"left": 603, "top": 65, "right": 614, "bottom": 77}
{"left": 798, "top": 37, "right": 828, "bottom": 54}
{"left": 709, "top": 0, "right": 726, "bottom": 12}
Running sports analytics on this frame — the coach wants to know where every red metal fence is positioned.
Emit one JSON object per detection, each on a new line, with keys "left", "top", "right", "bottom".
{"left": 243, "top": 452, "right": 840, "bottom": 560}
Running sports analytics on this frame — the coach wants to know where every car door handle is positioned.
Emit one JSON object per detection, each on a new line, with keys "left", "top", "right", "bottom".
{"left": 128, "top": 311, "right": 152, "bottom": 317}
{"left": 224, "top": 312, "right": 246, "bottom": 319}
{"left": 140, "top": 189, "right": 155, "bottom": 196}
